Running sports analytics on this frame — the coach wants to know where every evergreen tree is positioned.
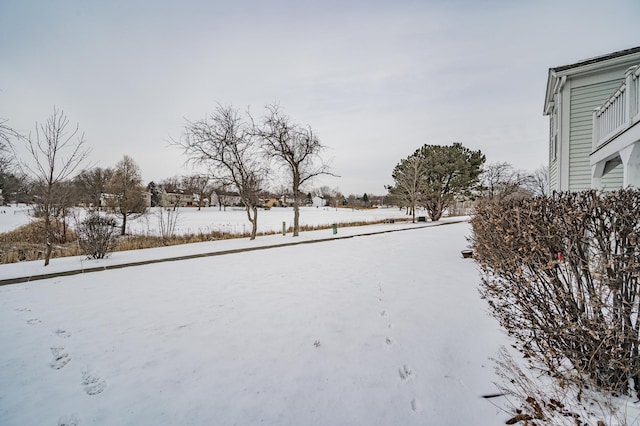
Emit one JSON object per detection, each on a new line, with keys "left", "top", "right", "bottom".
{"left": 147, "top": 181, "right": 161, "bottom": 207}
{"left": 389, "top": 143, "right": 484, "bottom": 222}
{"left": 413, "top": 143, "right": 484, "bottom": 221}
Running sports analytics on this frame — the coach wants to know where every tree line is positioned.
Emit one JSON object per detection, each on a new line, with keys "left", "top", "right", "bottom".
{"left": 0, "top": 104, "right": 335, "bottom": 264}
{"left": 1, "top": 106, "right": 548, "bottom": 266}
{"left": 386, "top": 142, "right": 548, "bottom": 222}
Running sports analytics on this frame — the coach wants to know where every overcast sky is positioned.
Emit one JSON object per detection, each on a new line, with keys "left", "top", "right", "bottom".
{"left": 1, "top": 0, "right": 638, "bottom": 195}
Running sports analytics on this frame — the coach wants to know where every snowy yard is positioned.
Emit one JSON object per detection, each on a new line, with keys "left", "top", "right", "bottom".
{"left": 0, "top": 221, "right": 512, "bottom": 425}
{"left": 0, "top": 205, "right": 411, "bottom": 236}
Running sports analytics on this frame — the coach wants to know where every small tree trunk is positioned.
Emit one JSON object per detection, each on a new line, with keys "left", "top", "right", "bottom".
{"left": 251, "top": 206, "right": 258, "bottom": 240}
{"left": 293, "top": 201, "right": 300, "bottom": 237}
{"left": 245, "top": 204, "right": 258, "bottom": 240}
{"left": 292, "top": 177, "right": 301, "bottom": 237}
{"left": 43, "top": 203, "right": 52, "bottom": 266}
{"left": 120, "top": 213, "right": 127, "bottom": 235}
{"left": 44, "top": 240, "right": 52, "bottom": 266}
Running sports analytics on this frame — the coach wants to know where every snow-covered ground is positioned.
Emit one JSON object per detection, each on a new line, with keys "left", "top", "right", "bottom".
{"left": 0, "top": 220, "right": 514, "bottom": 425}
{"left": 0, "top": 205, "right": 412, "bottom": 236}
{"left": 130, "top": 206, "right": 412, "bottom": 236}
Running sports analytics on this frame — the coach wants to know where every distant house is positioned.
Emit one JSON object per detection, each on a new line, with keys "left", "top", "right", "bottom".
{"left": 210, "top": 191, "right": 242, "bottom": 208}
{"left": 160, "top": 191, "right": 196, "bottom": 208}
{"left": 100, "top": 191, "right": 152, "bottom": 209}
{"left": 264, "top": 198, "right": 287, "bottom": 208}
{"left": 543, "top": 46, "right": 640, "bottom": 192}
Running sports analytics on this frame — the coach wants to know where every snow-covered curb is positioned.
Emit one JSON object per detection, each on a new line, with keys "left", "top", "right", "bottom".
{"left": 1, "top": 218, "right": 468, "bottom": 284}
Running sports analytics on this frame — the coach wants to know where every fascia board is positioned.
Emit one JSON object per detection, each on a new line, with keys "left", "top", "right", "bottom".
{"left": 552, "top": 52, "right": 640, "bottom": 79}
{"left": 543, "top": 69, "right": 557, "bottom": 116}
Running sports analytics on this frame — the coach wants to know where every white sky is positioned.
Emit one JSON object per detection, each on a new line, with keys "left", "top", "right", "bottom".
{"left": 1, "top": 0, "right": 638, "bottom": 195}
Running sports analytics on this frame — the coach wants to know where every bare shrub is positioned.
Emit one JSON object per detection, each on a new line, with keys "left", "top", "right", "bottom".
{"left": 77, "top": 213, "right": 119, "bottom": 259}
{"left": 471, "top": 190, "right": 640, "bottom": 420}
{"left": 157, "top": 207, "right": 180, "bottom": 241}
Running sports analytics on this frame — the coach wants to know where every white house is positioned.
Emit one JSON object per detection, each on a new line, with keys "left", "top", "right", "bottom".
{"left": 544, "top": 46, "right": 640, "bottom": 192}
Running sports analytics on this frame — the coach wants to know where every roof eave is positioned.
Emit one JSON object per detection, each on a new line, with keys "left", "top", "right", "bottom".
{"left": 543, "top": 69, "right": 557, "bottom": 116}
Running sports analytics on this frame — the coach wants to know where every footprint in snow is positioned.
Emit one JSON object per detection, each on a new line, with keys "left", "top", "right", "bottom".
{"left": 82, "top": 370, "right": 107, "bottom": 396}
{"left": 27, "top": 318, "right": 42, "bottom": 325}
{"left": 16, "top": 307, "right": 31, "bottom": 312}
{"left": 50, "top": 347, "right": 71, "bottom": 370}
{"left": 385, "top": 337, "right": 393, "bottom": 345}
{"left": 380, "top": 310, "right": 387, "bottom": 317}
{"left": 411, "top": 398, "right": 420, "bottom": 413}
{"left": 55, "top": 329, "right": 71, "bottom": 338}
{"left": 58, "top": 414, "right": 79, "bottom": 426}
{"left": 398, "top": 365, "right": 413, "bottom": 381}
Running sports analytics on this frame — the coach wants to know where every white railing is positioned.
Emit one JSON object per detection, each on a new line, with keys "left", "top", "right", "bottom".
{"left": 593, "top": 65, "right": 640, "bottom": 150}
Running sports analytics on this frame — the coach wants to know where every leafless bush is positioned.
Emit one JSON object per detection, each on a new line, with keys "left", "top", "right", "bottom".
{"left": 492, "top": 347, "right": 617, "bottom": 425}
{"left": 471, "top": 190, "right": 640, "bottom": 419}
{"left": 77, "top": 213, "right": 118, "bottom": 259}
{"left": 157, "top": 207, "right": 180, "bottom": 241}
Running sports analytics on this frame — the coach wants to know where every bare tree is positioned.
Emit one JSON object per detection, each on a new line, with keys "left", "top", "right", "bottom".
{"left": 74, "top": 166, "right": 113, "bottom": 209}
{"left": 387, "top": 156, "right": 429, "bottom": 222}
{"left": 2, "top": 170, "right": 32, "bottom": 204}
{"left": 159, "top": 176, "right": 181, "bottom": 193}
{"left": 528, "top": 165, "right": 549, "bottom": 197}
{"left": 1, "top": 118, "right": 21, "bottom": 200}
{"left": 257, "top": 104, "right": 334, "bottom": 236}
{"left": 181, "top": 174, "right": 211, "bottom": 210}
{"left": 479, "top": 162, "right": 533, "bottom": 202}
{"left": 314, "top": 186, "right": 346, "bottom": 207}
{"left": 21, "top": 108, "right": 91, "bottom": 265}
{"left": 0, "top": 118, "right": 19, "bottom": 176}
{"left": 177, "top": 104, "right": 264, "bottom": 240}
{"left": 212, "top": 183, "right": 233, "bottom": 211}
{"left": 106, "top": 155, "right": 148, "bottom": 235}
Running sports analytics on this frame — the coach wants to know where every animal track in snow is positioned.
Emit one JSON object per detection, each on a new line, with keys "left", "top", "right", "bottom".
{"left": 380, "top": 310, "right": 386, "bottom": 317}
{"left": 385, "top": 337, "right": 393, "bottom": 345}
{"left": 398, "top": 365, "right": 413, "bottom": 381}
{"left": 55, "top": 329, "right": 71, "bottom": 338}
{"left": 82, "top": 370, "right": 107, "bottom": 395}
{"left": 50, "top": 347, "right": 71, "bottom": 370}
{"left": 16, "top": 307, "right": 31, "bottom": 312}
{"left": 410, "top": 398, "right": 420, "bottom": 412}
{"left": 58, "top": 414, "right": 79, "bottom": 426}
{"left": 26, "top": 318, "right": 41, "bottom": 325}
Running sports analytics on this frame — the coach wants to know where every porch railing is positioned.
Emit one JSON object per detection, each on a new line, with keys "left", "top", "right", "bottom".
{"left": 593, "top": 65, "right": 640, "bottom": 150}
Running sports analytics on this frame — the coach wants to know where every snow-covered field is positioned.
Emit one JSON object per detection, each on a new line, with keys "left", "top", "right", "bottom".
{"left": 0, "top": 220, "right": 513, "bottom": 425}
{"left": 0, "top": 205, "right": 412, "bottom": 236}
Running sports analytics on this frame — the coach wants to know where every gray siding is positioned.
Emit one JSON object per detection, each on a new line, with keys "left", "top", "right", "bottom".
{"left": 548, "top": 118, "right": 558, "bottom": 192}
{"left": 569, "top": 80, "right": 624, "bottom": 190}
{"left": 549, "top": 155, "right": 558, "bottom": 193}
{"left": 601, "top": 162, "right": 624, "bottom": 190}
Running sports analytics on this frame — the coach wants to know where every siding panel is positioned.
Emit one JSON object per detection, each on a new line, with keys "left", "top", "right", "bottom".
{"left": 601, "top": 162, "right": 624, "bottom": 190}
{"left": 569, "top": 80, "right": 624, "bottom": 191}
